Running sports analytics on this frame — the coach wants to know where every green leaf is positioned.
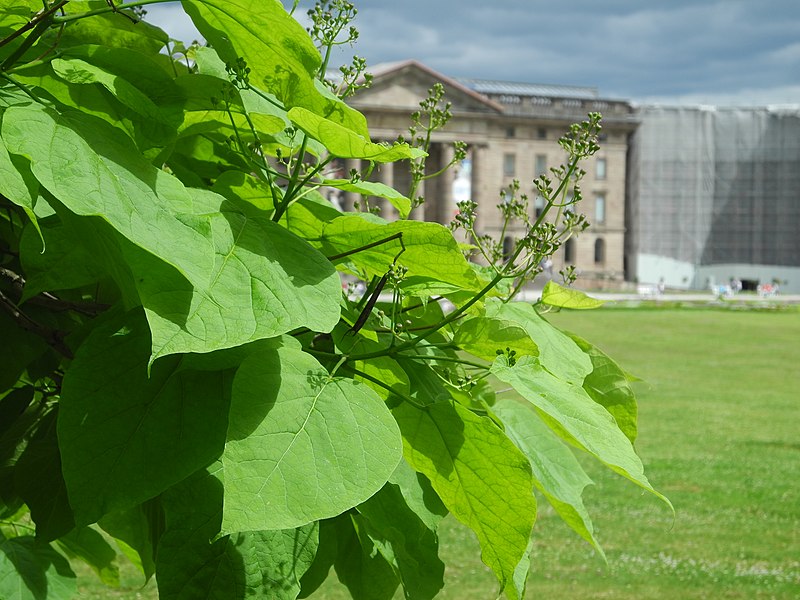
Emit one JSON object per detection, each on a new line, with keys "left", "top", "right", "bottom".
{"left": 393, "top": 401, "right": 536, "bottom": 600}
{"left": 454, "top": 315, "right": 539, "bottom": 362}
{"left": 487, "top": 299, "right": 592, "bottom": 384}
{"left": 19, "top": 217, "right": 107, "bottom": 301}
{"left": 357, "top": 480, "right": 445, "bottom": 600}
{"left": 283, "top": 192, "right": 342, "bottom": 240}
{"left": 222, "top": 346, "right": 403, "bottom": 532}
{"left": 567, "top": 331, "right": 639, "bottom": 444}
{"left": 332, "top": 514, "right": 399, "bottom": 600}
{"left": 56, "top": 526, "right": 119, "bottom": 587}
{"left": 58, "top": 311, "right": 233, "bottom": 525}
{"left": 51, "top": 56, "right": 173, "bottom": 126}
{"left": 322, "top": 178, "right": 411, "bottom": 219}
{"left": 493, "top": 398, "right": 604, "bottom": 559}
{"left": 211, "top": 170, "right": 275, "bottom": 211}
{"left": 158, "top": 465, "right": 318, "bottom": 600}
{"left": 319, "top": 215, "right": 484, "bottom": 292}
{"left": 13, "top": 410, "right": 74, "bottom": 542}
{"left": 55, "top": 2, "right": 168, "bottom": 55}
{"left": 491, "top": 355, "right": 669, "bottom": 507}
{"left": 98, "top": 500, "right": 162, "bottom": 582}
{"left": 0, "top": 132, "right": 39, "bottom": 234}
{"left": 298, "top": 519, "right": 338, "bottom": 598}
{"left": 123, "top": 197, "right": 341, "bottom": 360}
{"left": 2, "top": 105, "right": 217, "bottom": 290}
{"left": 181, "top": 0, "right": 368, "bottom": 136}
{"left": 0, "top": 536, "right": 76, "bottom": 600}
{"left": 541, "top": 280, "right": 605, "bottom": 309}
{"left": 289, "top": 107, "right": 424, "bottom": 163}
{"left": 0, "top": 312, "right": 48, "bottom": 393}
{"left": 387, "top": 460, "right": 448, "bottom": 531}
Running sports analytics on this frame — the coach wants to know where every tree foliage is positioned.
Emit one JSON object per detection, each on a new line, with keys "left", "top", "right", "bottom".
{"left": 0, "top": 1, "right": 669, "bottom": 598}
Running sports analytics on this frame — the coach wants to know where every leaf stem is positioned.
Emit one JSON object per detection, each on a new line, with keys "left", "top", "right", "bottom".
{"left": 325, "top": 232, "right": 404, "bottom": 262}
{"left": 343, "top": 365, "right": 427, "bottom": 410}
{"left": 51, "top": 0, "right": 172, "bottom": 24}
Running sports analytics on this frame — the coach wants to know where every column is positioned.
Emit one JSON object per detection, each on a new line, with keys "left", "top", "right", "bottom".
{"left": 376, "top": 160, "right": 395, "bottom": 220}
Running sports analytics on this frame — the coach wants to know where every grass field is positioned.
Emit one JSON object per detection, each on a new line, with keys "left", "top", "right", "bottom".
{"left": 81, "top": 307, "right": 800, "bottom": 599}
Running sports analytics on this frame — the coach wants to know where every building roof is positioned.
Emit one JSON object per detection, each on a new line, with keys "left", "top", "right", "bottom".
{"left": 458, "top": 78, "right": 600, "bottom": 100}
{"left": 364, "top": 60, "right": 505, "bottom": 113}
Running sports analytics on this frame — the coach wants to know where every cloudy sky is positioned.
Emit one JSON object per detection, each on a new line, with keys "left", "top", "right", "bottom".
{"left": 146, "top": 1, "right": 800, "bottom": 106}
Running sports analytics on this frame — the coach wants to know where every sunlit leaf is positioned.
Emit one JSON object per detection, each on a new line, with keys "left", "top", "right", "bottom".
{"left": 393, "top": 400, "right": 535, "bottom": 600}
{"left": 567, "top": 331, "right": 639, "bottom": 443}
{"left": 541, "top": 280, "right": 604, "bottom": 309}
{"left": 222, "top": 345, "right": 402, "bottom": 532}
{"left": 493, "top": 398, "right": 604, "bottom": 559}
{"left": 491, "top": 355, "right": 670, "bottom": 509}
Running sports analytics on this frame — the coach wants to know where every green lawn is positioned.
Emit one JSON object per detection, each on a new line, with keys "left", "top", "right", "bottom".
{"left": 80, "top": 308, "right": 800, "bottom": 599}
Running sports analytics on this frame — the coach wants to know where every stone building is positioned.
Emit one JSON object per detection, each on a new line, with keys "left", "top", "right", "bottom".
{"left": 344, "top": 60, "right": 637, "bottom": 288}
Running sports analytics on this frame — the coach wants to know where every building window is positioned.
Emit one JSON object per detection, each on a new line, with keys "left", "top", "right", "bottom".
{"left": 503, "top": 153, "right": 516, "bottom": 177}
{"left": 564, "top": 238, "right": 575, "bottom": 263}
{"left": 594, "top": 238, "right": 606, "bottom": 264}
{"left": 596, "top": 157, "right": 606, "bottom": 180}
{"left": 537, "top": 127, "right": 547, "bottom": 139}
{"left": 505, "top": 126, "right": 516, "bottom": 138}
{"left": 595, "top": 194, "right": 606, "bottom": 224}
{"left": 535, "top": 154, "right": 547, "bottom": 177}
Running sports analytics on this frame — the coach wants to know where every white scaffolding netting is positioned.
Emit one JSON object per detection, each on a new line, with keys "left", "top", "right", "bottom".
{"left": 628, "top": 105, "right": 800, "bottom": 276}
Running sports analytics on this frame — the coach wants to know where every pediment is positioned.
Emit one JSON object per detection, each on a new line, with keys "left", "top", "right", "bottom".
{"left": 349, "top": 60, "right": 503, "bottom": 115}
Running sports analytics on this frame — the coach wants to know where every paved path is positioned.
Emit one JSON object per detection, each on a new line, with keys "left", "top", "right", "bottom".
{"left": 517, "top": 290, "right": 800, "bottom": 304}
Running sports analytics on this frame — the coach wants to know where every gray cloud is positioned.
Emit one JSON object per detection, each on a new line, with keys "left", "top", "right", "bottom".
{"left": 146, "top": 0, "right": 800, "bottom": 105}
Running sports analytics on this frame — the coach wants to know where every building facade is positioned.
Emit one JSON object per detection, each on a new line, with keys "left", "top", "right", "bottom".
{"left": 343, "top": 61, "right": 800, "bottom": 293}
{"left": 627, "top": 105, "right": 800, "bottom": 293}
{"left": 345, "top": 61, "right": 637, "bottom": 288}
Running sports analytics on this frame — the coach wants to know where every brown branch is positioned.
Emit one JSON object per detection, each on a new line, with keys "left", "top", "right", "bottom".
{"left": 0, "top": 1, "right": 69, "bottom": 50}
{"left": 0, "top": 267, "right": 110, "bottom": 316}
{"left": 0, "top": 289, "right": 73, "bottom": 359}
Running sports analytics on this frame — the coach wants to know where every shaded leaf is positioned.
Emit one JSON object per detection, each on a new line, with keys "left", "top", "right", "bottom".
{"left": 393, "top": 401, "right": 535, "bottom": 600}
{"left": 58, "top": 311, "right": 233, "bottom": 525}
{"left": 493, "top": 398, "right": 604, "bottom": 558}
{"left": 14, "top": 411, "right": 74, "bottom": 542}
{"left": 56, "top": 527, "right": 119, "bottom": 587}
{"left": 158, "top": 465, "right": 317, "bottom": 600}
{"left": 19, "top": 217, "right": 107, "bottom": 301}
{"left": 0, "top": 536, "right": 76, "bottom": 600}
{"left": 567, "top": 331, "right": 639, "bottom": 443}
{"left": 98, "top": 500, "right": 163, "bottom": 582}
{"left": 357, "top": 480, "right": 445, "bottom": 600}
{"left": 332, "top": 514, "right": 399, "bottom": 600}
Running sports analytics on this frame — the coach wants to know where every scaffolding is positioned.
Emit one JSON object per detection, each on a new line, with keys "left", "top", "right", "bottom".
{"left": 628, "top": 105, "right": 800, "bottom": 291}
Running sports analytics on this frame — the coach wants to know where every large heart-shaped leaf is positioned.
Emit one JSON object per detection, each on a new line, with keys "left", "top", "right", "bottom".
{"left": 222, "top": 346, "right": 403, "bottom": 532}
